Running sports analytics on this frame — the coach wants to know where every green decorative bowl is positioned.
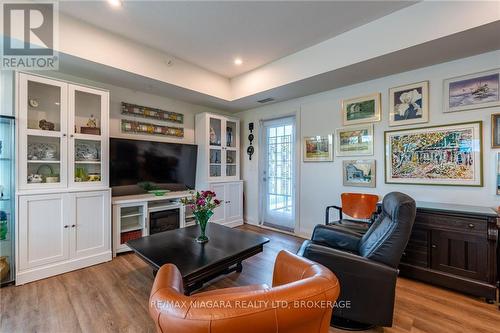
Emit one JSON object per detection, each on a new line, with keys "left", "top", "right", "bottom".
{"left": 148, "top": 190, "right": 170, "bottom": 196}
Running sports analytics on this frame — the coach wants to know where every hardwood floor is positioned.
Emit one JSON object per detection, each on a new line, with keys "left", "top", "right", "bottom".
{"left": 1, "top": 224, "right": 498, "bottom": 333}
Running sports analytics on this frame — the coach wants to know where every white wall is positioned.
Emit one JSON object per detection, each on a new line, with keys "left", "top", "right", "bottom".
{"left": 238, "top": 50, "right": 500, "bottom": 237}
{"left": 37, "top": 71, "right": 227, "bottom": 144}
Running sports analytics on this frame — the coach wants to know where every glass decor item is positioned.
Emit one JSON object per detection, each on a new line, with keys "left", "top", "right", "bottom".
{"left": 181, "top": 191, "right": 221, "bottom": 243}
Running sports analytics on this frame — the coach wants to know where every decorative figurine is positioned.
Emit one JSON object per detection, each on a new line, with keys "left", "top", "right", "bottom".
{"left": 39, "top": 119, "right": 55, "bottom": 131}
{"left": 86, "top": 114, "right": 97, "bottom": 128}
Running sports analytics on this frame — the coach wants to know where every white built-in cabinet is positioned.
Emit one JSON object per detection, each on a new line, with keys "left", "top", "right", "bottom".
{"left": 16, "top": 72, "right": 111, "bottom": 285}
{"left": 196, "top": 112, "right": 243, "bottom": 227}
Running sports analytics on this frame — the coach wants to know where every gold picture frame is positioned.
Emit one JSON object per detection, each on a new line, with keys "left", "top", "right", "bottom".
{"left": 492, "top": 113, "right": 500, "bottom": 148}
{"left": 303, "top": 135, "right": 333, "bottom": 162}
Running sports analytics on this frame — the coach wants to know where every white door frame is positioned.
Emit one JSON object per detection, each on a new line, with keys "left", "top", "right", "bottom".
{"left": 258, "top": 111, "right": 300, "bottom": 232}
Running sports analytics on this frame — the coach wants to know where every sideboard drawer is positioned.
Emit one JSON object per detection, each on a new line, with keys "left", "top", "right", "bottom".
{"left": 416, "top": 212, "right": 487, "bottom": 233}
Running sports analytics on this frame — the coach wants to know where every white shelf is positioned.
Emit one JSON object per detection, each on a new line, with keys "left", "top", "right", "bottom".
{"left": 73, "top": 133, "right": 102, "bottom": 141}
{"left": 28, "top": 160, "right": 60, "bottom": 163}
{"left": 26, "top": 128, "right": 62, "bottom": 138}
{"left": 75, "top": 160, "right": 101, "bottom": 164}
{"left": 121, "top": 225, "right": 143, "bottom": 233}
{"left": 121, "top": 212, "right": 143, "bottom": 219}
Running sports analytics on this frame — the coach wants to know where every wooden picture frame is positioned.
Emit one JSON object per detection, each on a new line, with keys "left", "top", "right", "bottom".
{"left": 343, "top": 159, "right": 376, "bottom": 188}
{"left": 342, "top": 93, "right": 381, "bottom": 125}
{"left": 492, "top": 113, "right": 500, "bottom": 148}
{"left": 385, "top": 121, "right": 483, "bottom": 186}
{"left": 389, "top": 81, "right": 429, "bottom": 127}
{"left": 303, "top": 135, "right": 333, "bottom": 162}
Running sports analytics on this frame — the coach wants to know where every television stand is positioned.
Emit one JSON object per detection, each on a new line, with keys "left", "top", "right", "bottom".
{"left": 112, "top": 191, "right": 194, "bottom": 256}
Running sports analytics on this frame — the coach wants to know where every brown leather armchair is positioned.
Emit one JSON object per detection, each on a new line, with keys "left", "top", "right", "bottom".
{"left": 149, "top": 250, "right": 340, "bottom": 333}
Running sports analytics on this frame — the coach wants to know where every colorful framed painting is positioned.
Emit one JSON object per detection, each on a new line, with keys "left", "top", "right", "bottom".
{"left": 492, "top": 113, "right": 500, "bottom": 148}
{"left": 389, "top": 81, "right": 429, "bottom": 127}
{"left": 335, "top": 124, "right": 374, "bottom": 156}
{"left": 385, "top": 121, "right": 483, "bottom": 186}
{"left": 342, "top": 93, "right": 381, "bottom": 125}
{"left": 444, "top": 69, "right": 500, "bottom": 113}
{"left": 303, "top": 135, "right": 333, "bottom": 162}
{"left": 343, "top": 159, "right": 376, "bottom": 188}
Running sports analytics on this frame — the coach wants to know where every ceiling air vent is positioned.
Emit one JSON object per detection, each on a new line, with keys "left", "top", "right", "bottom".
{"left": 257, "top": 97, "right": 275, "bottom": 104}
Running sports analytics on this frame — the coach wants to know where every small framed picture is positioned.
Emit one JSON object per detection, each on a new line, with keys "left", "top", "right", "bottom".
{"left": 389, "top": 81, "right": 429, "bottom": 126}
{"left": 335, "top": 124, "right": 374, "bottom": 157}
{"left": 492, "top": 113, "right": 500, "bottom": 148}
{"left": 444, "top": 69, "right": 500, "bottom": 113}
{"left": 303, "top": 135, "right": 333, "bottom": 162}
{"left": 343, "top": 159, "right": 376, "bottom": 188}
{"left": 342, "top": 93, "right": 381, "bottom": 125}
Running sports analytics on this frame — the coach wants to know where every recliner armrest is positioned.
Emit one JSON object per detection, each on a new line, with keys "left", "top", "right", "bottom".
{"left": 298, "top": 241, "right": 397, "bottom": 279}
{"left": 311, "top": 224, "right": 362, "bottom": 252}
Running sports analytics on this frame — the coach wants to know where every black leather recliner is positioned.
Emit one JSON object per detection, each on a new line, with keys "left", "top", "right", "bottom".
{"left": 298, "top": 192, "right": 416, "bottom": 329}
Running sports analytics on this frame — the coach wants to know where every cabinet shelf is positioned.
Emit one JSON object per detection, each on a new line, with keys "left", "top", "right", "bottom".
{"left": 121, "top": 225, "right": 143, "bottom": 233}
{"left": 28, "top": 160, "right": 60, "bottom": 163}
{"left": 75, "top": 160, "right": 101, "bottom": 164}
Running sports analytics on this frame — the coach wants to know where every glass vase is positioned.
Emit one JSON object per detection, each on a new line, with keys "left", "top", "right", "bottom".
{"left": 194, "top": 210, "right": 213, "bottom": 243}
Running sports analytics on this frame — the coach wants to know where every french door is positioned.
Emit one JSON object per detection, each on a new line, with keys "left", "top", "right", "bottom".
{"left": 261, "top": 117, "right": 296, "bottom": 231}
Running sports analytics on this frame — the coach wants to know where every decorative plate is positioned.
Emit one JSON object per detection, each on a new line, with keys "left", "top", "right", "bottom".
{"left": 75, "top": 141, "right": 100, "bottom": 161}
{"left": 27, "top": 143, "right": 58, "bottom": 161}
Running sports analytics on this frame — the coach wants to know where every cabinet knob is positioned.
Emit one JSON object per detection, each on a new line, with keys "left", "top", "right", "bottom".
{"left": 467, "top": 223, "right": 475, "bottom": 229}
{"left": 431, "top": 244, "right": 437, "bottom": 248}
{"left": 225, "top": 200, "right": 230, "bottom": 204}
{"left": 70, "top": 134, "right": 74, "bottom": 138}
{"left": 62, "top": 133, "right": 67, "bottom": 137}
{"left": 64, "top": 225, "right": 69, "bottom": 228}
{"left": 71, "top": 224, "right": 76, "bottom": 228}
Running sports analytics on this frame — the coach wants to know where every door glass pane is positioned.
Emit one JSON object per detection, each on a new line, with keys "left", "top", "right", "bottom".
{"left": 210, "top": 148, "right": 222, "bottom": 178}
{"left": 263, "top": 119, "right": 295, "bottom": 230}
{"left": 226, "top": 150, "right": 236, "bottom": 177}
{"left": 27, "top": 81, "right": 61, "bottom": 131}
{"left": 210, "top": 165, "right": 221, "bottom": 177}
{"left": 27, "top": 135, "right": 61, "bottom": 184}
{"left": 74, "top": 139, "right": 101, "bottom": 183}
{"left": 74, "top": 90, "right": 102, "bottom": 135}
{"left": 209, "top": 118, "right": 221, "bottom": 146}
{"left": 226, "top": 120, "right": 237, "bottom": 148}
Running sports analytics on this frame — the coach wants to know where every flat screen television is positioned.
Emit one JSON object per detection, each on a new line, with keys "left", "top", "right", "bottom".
{"left": 110, "top": 138, "right": 197, "bottom": 196}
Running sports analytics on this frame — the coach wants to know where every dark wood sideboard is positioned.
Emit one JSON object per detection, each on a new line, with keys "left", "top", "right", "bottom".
{"left": 398, "top": 201, "right": 499, "bottom": 303}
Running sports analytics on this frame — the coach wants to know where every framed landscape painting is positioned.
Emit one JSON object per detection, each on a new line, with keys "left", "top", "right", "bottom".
{"left": 343, "top": 159, "right": 376, "bottom": 188}
{"left": 385, "top": 121, "right": 483, "bottom": 186}
{"left": 335, "top": 124, "right": 374, "bottom": 156}
{"left": 342, "top": 93, "right": 381, "bottom": 125}
{"left": 492, "top": 113, "right": 500, "bottom": 148}
{"left": 389, "top": 81, "right": 429, "bottom": 126}
{"left": 303, "top": 135, "right": 333, "bottom": 162}
{"left": 444, "top": 69, "right": 500, "bottom": 113}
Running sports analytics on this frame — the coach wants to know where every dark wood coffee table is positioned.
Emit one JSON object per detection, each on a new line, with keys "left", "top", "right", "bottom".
{"left": 127, "top": 223, "right": 270, "bottom": 294}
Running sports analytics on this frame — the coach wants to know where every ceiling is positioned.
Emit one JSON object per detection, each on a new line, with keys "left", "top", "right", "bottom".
{"left": 59, "top": 1, "right": 416, "bottom": 78}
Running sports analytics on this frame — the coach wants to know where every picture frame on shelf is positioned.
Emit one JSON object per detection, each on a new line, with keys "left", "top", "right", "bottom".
{"left": 492, "top": 113, "right": 500, "bottom": 148}
{"left": 303, "top": 135, "right": 333, "bottom": 162}
{"left": 389, "top": 81, "right": 429, "bottom": 127}
{"left": 342, "top": 159, "right": 376, "bottom": 188}
{"left": 342, "top": 93, "right": 381, "bottom": 125}
{"left": 384, "top": 121, "right": 483, "bottom": 186}
{"left": 335, "top": 124, "right": 374, "bottom": 156}
{"left": 444, "top": 69, "right": 500, "bottom": 113}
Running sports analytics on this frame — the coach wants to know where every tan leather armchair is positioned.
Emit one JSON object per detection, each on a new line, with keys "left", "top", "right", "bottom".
{"left": 149, "top": 250, "right": 340, "bottom": 333}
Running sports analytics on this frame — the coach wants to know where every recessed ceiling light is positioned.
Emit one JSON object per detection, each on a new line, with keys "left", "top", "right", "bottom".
{"left": 108, "top": 0, "right": 122, "bottom": 8}
{"left": 234, "top": 58, "right": 243, "bottom": 66}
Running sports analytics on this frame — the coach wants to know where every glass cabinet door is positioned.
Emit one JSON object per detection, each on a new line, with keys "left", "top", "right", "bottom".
{"left": 69, "top": 85, "right": 108, "bottom": 187}
{"left": 208, "top": 116, "right": 223, "bottom": 179}
{"left": 19, "top": 73, "right": 68, "bottom": 189}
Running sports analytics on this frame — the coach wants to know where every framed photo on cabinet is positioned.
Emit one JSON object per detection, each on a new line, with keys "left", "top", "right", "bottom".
{"left": 342, "top": 93, "right": 381, "bottom": 125}
{"left": 492, "top": 113, "right": 500, "bottom": 148}
{"left": 385, "top": 121, "right": 483, "bottom": 186}
{"left": 335, "top": 124, "right": 374, "bottom": 156}
{"left": 389, "top": 81, "right": 429, "bottom": 126}
{"left": 303, "top": 135, "right": 333, "bottom": 162}
{"left": 497, "top": 153, "right": 500, "bottom": 195}
{"left": 343, "top": 159, "right": 376, "bottom": 188}
{"left": 444, "top": 69, "right": 500, "bottom": 113}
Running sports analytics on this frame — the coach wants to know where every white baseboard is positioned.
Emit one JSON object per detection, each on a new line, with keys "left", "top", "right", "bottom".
{"left": 221, "top": 219, "right": 244, "bottom": 228}
{"left": 16, "top": 251, "right": 112, "bottom": 285}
